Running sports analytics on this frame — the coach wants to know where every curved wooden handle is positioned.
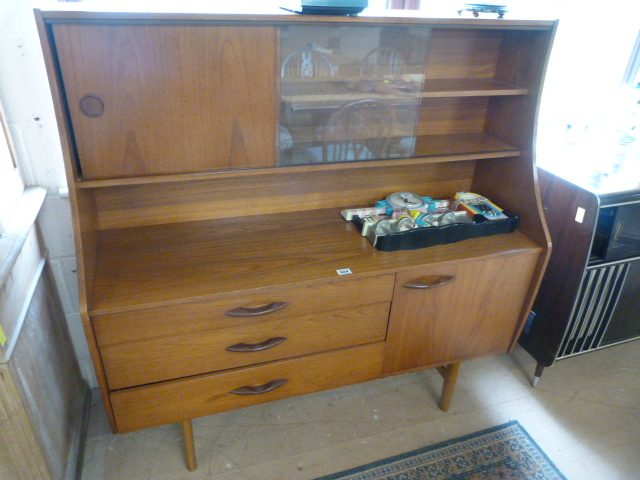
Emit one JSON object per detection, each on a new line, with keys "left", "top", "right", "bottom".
{"left": 225, "top": 301, "right": 289, "bottom": 317}
{"left": 226, "top": 337, "right": 287, "bottom": 353}
{"left": 403, "top": 275, "right": 455, "bottom": 289}
{"left": 230, "top": 379, "right": 288, "bottom": 395}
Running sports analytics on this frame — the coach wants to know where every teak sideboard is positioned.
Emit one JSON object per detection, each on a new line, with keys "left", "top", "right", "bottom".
{"left": 35, "top": 5, "right": 556, "bottom": 470}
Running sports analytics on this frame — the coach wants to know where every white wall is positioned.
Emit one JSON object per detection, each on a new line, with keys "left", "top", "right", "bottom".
{"left": 0, "top": 0, "right": 97, "bottom": 387}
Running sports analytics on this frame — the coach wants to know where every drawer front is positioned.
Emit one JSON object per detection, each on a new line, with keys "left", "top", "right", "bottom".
{"left": 93, "top": 274, "right": 395, "bottom": 345}
{"left": 102, "top": 302, "right": 390, "bottom": 389}
{"left": 110, "top": 342, "right": 385, "bottom": 432}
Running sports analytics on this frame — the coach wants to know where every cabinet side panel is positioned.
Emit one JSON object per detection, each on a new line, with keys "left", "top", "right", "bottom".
{"left": 8, "top": 271, "right": 88, "bottom": 480}
{"left": 0, "top": 364, "right": 51, "bottom": 480}
{"left": 36, "top": 12, "right": 115, "bottom": 429}
{"left": 52, "top": 24, "right": 277, "bottom": 179}
{"left": 519, "top": 168, "right": 598, "bottom": 367}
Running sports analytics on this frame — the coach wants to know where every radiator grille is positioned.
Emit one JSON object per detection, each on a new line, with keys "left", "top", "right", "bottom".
{"left": 559, "top": 262, "right": 629, "bottom": 358}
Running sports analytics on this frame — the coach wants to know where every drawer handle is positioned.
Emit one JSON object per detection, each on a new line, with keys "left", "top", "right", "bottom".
{"left": 230, "top": 378, "right": 289, "bottom": 395}
{"left": 226, "top": 337, "right": 287, "bottom": 353}
{"left": 225, "top": 301, "right": 289, "bottom": 317}
{"left": 404, "top": 275, "right": 456, "bottom": 289}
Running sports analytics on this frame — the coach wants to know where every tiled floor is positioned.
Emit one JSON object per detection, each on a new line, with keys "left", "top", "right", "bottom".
{"left": 80, "top": 342, "right": 640, "bottom": 480}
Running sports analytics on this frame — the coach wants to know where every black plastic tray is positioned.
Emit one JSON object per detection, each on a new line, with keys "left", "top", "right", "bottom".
{"left": 352, "top": 211, "right": 519, "bottom": 252}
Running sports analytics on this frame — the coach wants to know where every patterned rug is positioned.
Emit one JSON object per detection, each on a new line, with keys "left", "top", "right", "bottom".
{"left": 313, "top": 421, "right": 566, "bottom": 480}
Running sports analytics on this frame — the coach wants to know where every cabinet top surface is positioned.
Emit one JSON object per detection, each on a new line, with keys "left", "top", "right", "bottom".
{"left": 89, "top": 209, "right": 541, "bottom": 316}
{"left": 36, "top": 2, "right": 557, "bottom": 27}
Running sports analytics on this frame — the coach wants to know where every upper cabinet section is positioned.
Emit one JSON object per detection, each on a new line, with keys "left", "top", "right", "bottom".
{"left": 52, "top": 24, "right": 277, "bottom": 180}
{"left": 42, "top": 11, "right": 556, "bottom": 182}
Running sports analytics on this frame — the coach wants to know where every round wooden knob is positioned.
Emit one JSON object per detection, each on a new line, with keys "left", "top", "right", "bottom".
{"left": 79, "top": 94, "right": 104, "bottom": 117}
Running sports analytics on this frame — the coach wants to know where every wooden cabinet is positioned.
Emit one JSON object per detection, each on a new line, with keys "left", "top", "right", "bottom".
{"left": 36, "top": 5, "right": 556, "bottom": 471}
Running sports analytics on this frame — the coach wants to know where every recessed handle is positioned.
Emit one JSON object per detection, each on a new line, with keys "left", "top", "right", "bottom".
{"left": 403, "top": 275, "right": 455, "bottom": 289}
{"left": 226, "top": 337, "right": 287, "bottom": 353}
{"left": 230, "top": 378, "right": 288, "bottom": 395}
{"left": 79, "top": 94, "right": 105, "bottom": 117}
{"left": 225, "top": 301, "right": 289, "bottom": 317}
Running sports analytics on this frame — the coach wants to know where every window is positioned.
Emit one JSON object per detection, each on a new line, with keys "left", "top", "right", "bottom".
{"left": 619, "top": 31, "right": 640, "bottom": 146}
{"left": 532, "top": 3, "right": 640, "bottom": 177}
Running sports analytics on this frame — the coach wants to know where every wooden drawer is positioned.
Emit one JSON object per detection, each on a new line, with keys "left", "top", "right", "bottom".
{"left": 102, "top": 302, "right": 390, "bottom": 389}
{"left": 93, "top": 274, "right": 395, "bottom": 343}
{"left": 93, "top": 275, "right": 395, "bottom": 389}
{"left": 111, "top": 342, "right": 385, "bottom": 432}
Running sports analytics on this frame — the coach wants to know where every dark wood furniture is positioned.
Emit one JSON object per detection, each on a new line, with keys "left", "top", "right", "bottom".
{"left": 520, "top": 159, "right": 640, "bottom": 386}
{"left": 35, "top": 5, "right": 556, "bottom": 471}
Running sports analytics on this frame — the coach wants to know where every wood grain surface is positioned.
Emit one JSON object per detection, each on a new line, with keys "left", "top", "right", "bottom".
{"left": 89, "top": 208, "right": 541, "bottom": 315}
{"left": 101, "top": 302, "right": 390, "bottom": 389}
{"left": 91, "top": 161, "right": 476, "bottom": 229}
{"left": 520, "top": 168, "right": 599, "bottom": 366}
{"left": 383, "top": 252, "right": 539, "bottom": 373}
{"left": 53, "top": 24, "right": 277, "bottom": 179}
{"left": 110, "top": 343, "right": 385, "bottom": 432}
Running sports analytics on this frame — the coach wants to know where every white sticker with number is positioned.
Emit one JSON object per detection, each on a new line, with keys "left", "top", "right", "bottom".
{"left": 337, "top": 268, "right": 353, "bottom": 276}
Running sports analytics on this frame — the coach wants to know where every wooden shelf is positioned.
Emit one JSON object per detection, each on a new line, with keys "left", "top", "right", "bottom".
{"left": 283, "top": 131, "right": 519, "bottom": 163}
{"left": 422, "top": 79, "right": 528, "bottom": 97}
{"left": 285, "top": 121, "right": 417, "bottom": 144}
{"left": 76, "top": 132, "right": 519, "bottom": 189}
{"left": 282, "top": 78, "right": 527, "bottom": 111}
{"left": 413, "top": 133, "right": 519, "bottom": 157}
{"left": 89, "top": 208, "right": 541, "bottom": 316}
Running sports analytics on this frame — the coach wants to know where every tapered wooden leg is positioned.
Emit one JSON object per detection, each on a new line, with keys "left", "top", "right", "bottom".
{"left": 436, "top": 362, "right": 461, "bottom": 412}
{"left": 182, "top": 419, "right": 197, "bottom": 471}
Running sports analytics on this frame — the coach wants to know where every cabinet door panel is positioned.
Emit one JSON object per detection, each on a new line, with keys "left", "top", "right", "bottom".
{"left": 53, "top": 24, "right": 277, "bottom": 179}
{"left": 383, "top": 252, "right": 538, "bottom": 373}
